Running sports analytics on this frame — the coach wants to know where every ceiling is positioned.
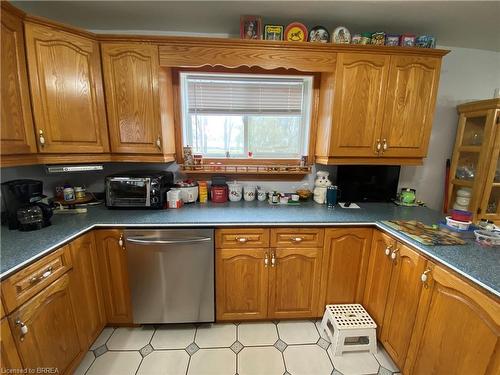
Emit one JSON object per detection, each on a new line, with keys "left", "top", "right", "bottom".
{"left": 12, "top": 1, "right": 500, "bottom": 52}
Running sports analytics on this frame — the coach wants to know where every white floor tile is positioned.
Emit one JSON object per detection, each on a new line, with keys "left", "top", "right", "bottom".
{"left": 315, "top": 320, "right": 330, "bottom": 342}
{"left": 374, "top": 343, "right": 399, "bottom": 373}
{"left": 188, "top": 348, "right": 236, "bottom": 375}
{"left": 278, "top": 320, "right": 319, "bottom": 344}
{"left": 106, "top": 326, "right": 154, "bottom": 350}
{"left": 90, "top": 327, "right": 114, "bottom": 350}
{"left": 86, "top": 351, "right": 141, "bottom": 375}
{"left": 195, "top": 323, "right": 236, "bottom": 348}
{"left": 330, "top": 351, "right": 380, "bottom": 375}
{"left": 137, "top": 350, "right": 190, "bottom": 375}
{"left": 73, "top": 351, "right": 95, "bottom": 375}
{"left": 284, "top": 345, "right": 333, "bottom": 375}
{"left": 238, "top": 346, "right": 285, "bottom": 375}
{"left": 151, "top": 324, "right": 196, "bottom": 349}
{"left": 238, "top": 322, "right": 278, "bottom": 346}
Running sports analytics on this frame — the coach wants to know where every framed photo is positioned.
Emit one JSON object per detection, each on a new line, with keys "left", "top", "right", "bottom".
{"left": 284, "top": 22, "right": 308, "bottom": 42}
{"left": 240, "top": 16, "right": 262, "bottom": 40}
{"left": 264, "top": 25, "right": 283, "bottom": 41}
{"left": 309, "top": 26, "right": 330, "bottom": 43}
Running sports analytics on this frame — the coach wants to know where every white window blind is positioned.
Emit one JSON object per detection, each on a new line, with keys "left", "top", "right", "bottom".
{"left": 185, "top": 75, "right": 306, "bottom": 115}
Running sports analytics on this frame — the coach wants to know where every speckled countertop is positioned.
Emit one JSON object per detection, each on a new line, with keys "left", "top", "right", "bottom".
{"left": 1, "top": 201, "right": 499, "bottom": 297}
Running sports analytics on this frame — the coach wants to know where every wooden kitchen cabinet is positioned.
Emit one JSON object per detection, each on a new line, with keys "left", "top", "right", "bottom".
{"left": 216, "top": 248, "right": 269, "bottom": 321}
{"left": 1, "top": 318, "right": 22, "bottom": 371}
{"left": 68, "top": 232, "right": 106, "bottom": 348}
{"left": 94, "top": 229, "right": 133, "bottom": 324}
{"left": 320, "top": 228, "right": 373, "bottom": 307}
{"left": 268, "top": 247, "right": 323, "bottom": 319}
{"left": 381, "top": 243, "right": 427, "bottom": 370}
{"left": 101, "top": 42, "right": 173, "bottom": 155}
{"left": 362, "top": 230, "right": 396, "bottom": 333}
{"left": 24, "top": 22, "right": 109, "bottom": 153}
{"left": 404, "top": 263, "right": 500, "bottom": 375}
{"left": 0, "top": 4, "right": 37, "bottom": 156}
{"left": 380, "top": 56, "right": 441, "bottom": 158}
{"left": 8, "top": 273, "right": 81, "bottom": 373}
{"left": 325, "top": 53, "right": 390, "bottom": 157}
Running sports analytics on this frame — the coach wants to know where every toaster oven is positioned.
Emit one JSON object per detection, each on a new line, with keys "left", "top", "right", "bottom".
{"left": 105, "top": 171, "right": 173, "bottom": 209}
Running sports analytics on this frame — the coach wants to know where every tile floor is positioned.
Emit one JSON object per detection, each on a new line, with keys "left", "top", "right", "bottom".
{"left": 75, "top": 320, "right": 401, "bottom": 375}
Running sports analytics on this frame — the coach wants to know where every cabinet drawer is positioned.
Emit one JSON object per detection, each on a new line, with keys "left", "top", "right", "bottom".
{"left": 216, "top": 229, "right": 270, "bottom": 248}
{"left": 1, "top": 246, "right": 72, "bottom": 313}
{"left": 271, "top": 228, "right": 324, "bottom": 247}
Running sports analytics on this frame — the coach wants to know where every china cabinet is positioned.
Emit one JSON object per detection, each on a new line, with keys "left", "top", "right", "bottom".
{"left": 447, "top": 98, "right": 500, "bottom": 222}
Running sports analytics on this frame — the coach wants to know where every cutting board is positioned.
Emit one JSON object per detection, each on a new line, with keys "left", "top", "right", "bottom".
{"left": 382, "top": 220, "right": 465, "bottom": 246}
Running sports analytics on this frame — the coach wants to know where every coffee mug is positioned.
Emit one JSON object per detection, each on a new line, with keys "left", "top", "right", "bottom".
{"left": 326, "top": 186, "right": 340, "bottom": 207}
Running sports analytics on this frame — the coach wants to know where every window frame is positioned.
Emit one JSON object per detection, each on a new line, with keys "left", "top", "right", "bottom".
{"left": 179, "top": 71, "right": 315, "bottom": 161}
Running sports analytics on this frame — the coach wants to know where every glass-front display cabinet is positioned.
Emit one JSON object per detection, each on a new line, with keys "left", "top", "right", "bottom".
{"left": 448, "top": 98, "right": 500, "bottom": 223}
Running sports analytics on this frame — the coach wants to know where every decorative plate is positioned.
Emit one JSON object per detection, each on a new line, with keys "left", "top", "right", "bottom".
{"left": 308, "top": 26, "right": 330, "bottom": 43}
{"left": 285, "top": 22, "right": 307, "bottom": 42}
{"left": 331, "top": 26, "right": 351, "bottom": 44}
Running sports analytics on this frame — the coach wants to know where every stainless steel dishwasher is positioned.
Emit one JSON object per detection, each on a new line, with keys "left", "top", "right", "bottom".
{"left": 124, "top": 229, "right": 214, "bottom": 324}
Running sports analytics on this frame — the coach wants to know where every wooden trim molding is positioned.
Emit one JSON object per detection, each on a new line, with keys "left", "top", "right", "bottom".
{"left": 315, "top": 156, "right": 424, "bottom": 166}
{"left": 457, "top": 98, "right": 500, "bottom": 114}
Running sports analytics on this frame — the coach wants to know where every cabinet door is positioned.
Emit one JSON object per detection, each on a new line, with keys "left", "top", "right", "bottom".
{"left": 404, "top": 263, "right": 500, "bottom": 375}
{"left": 1, "top": 318, "right": 22, "bottom": 371}
{"left": 9, "top": 274, "right": 81, "bottom": 373}
{"left": 101, "top": 43, "right": 163, "bottom": 154}
{"left": 269, "top": 247, "right": 322, "bottom": 319}
{"left": 216, "top": 248, "right": 268, "bottom": 321}
{"left": 69, "top": 232, "right": 106, "bottom": 348}
{"left": 95, "top": 229, "right": 133, "bottom": 324}
{"left": 363, "top": 231, "right": 396, "bottom": 333}
{"left": 25, "top": 22, "right": 109, "bottom": 153}
{"left": 381, "top": 56, "right": 441, "bottom": 158}
{"left": 381, "top": 243, "right": 426, "bottom": 369}
{"left": 322, "top": 228, "right": 372, "bottom": 306}
{"left": 329, "top": 53, "right": 390, "bottom": 157}
{"left": 1, "top": 8, "right": 37, "bottom": 155}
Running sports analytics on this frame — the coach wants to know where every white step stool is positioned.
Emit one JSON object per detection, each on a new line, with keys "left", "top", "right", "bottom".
{"left": 320, "top": 304, "right": 377, "bottom": 356}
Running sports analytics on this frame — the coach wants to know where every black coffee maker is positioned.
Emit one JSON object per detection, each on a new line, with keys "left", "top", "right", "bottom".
{"left": 1, "top": 179, "right": 53, "bottom": 231}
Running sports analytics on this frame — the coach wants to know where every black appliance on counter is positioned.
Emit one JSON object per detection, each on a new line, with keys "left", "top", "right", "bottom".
{"left": 1, "top": 179, "right": 53, "bottom": 231}
{"left": 105, "top": 171, "right": 174, "bottom": 209}
{"left": 336, "top": 165, "right": 400, "bottom": 203}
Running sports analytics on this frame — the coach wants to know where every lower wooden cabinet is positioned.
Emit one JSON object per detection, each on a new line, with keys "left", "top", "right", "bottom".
{"left": 269, "top": 247, "right": 322, "bottom": 319}
{"left": 1, "top": 317, "right": 22, "bottom": 371}
{"left": 380, "top": 243, "right": 426, "bottom": 369}
{"left": 68, "top": 232, "right": 106, "bottom": 348}
{"left": 404, "top": 263, "right": 500, "bottom": 375}
{"left": 95, "top": 229, "right": 133, "bottom": 324}
{"left": 320, "top": 228, "right": 373, "bottom": 306}
{"left": 362, "top": 230, "right": 396, "bottom": 333}
{"left": 8, "top": 273, "right": 81, "bottom": 373}
{"left": 216, "top": 248, "right": 268, "bottom": 321}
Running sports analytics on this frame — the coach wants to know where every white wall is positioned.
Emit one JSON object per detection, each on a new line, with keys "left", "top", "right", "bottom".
{"left": 399, "top": 46, "right": 500, "bottom": 211}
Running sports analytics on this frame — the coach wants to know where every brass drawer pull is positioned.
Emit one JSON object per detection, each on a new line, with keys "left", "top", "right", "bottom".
{"left": 29, "top": 266, "right": 53, "bottom": 285}
{"left": 15, "top": 319, "right": 28, "bottom": 341}
{"left": 290, "top": 237, "right": 304, "bottom": 243}
{"left": 235, "top": 236, "right": 249, "bottom": 243}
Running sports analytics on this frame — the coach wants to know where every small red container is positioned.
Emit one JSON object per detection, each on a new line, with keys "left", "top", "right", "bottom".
{"left": 450, "top": 209, "right": 473, "bottom": 222}
{"left": 211, "top": 185, "right": 228, "bottom": 203}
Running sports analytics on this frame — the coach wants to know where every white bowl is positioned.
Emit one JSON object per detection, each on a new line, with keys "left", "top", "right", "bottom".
{"left": 445, "top": 216, "right": 472, "bottom": 230}
{"left": 474, "top": 230, "right": 500, "bottom": 246}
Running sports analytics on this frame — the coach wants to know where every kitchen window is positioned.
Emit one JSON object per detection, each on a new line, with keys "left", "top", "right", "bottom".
{"left": 180, "top": 72, "right": 313, "bottom": 159}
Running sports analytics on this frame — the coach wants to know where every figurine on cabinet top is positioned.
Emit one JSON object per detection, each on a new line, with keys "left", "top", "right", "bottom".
{"left": 332, "top": 26, "right": 351, "bottom": 44}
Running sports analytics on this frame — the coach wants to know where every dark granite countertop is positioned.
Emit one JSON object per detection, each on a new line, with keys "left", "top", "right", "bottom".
{"left": 1, "top": 201, "right": 499, "bottom": 297}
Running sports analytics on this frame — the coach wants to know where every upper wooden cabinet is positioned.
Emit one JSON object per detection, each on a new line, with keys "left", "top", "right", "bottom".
{"left": 101, "top": 43, "right": 172, "bottom": 155}
{"left": 316, "top": 53, "right": 443, "bottom": 164}
{"left": 24, "top": 22, "right": 109, "bottom": 153}
{"left": 381, "top": 56, "right": 441, "bottom": 158}
{"left": 327, "top": 53, "right": 390, "bottom": 157}
{"left": 404, "top": 262, "right": 500, "bottom": 375}
{"left": 0, "top": 6, "right": 37, "bottom": 155}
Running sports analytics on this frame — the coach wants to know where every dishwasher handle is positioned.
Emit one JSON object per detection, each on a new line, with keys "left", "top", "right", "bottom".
{"left": 126, "top": 236, "right": 212, "bottom": 245}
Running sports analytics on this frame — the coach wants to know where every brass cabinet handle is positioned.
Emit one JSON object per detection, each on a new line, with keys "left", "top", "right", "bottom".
{"left": 271, "top": 251, "right": 276, "bottom": 267}
{"left": 384, "top": 245, "right": 392, "bottom": 256}
{"left": 156, "top": 136, "right": 162, "bottom": 150}
{"left": 290, "top": 237, "right": 303, "bottom": 243}
{"left": 382, "top": 139, "right": 388, "bottom": 151}
{"left": 15, "top": 319, "right": 28, "bottom": 341}
{"left": 390, "top": 248, "right": 399, "bottom": 261}
{"left": 235, "top": 236, "right": 249, "bottom": 243}
{"left": 375, "top": 139, "right": 381, "bottom": 153}
{"left": 264, "top": 252, "right": 269, "bottom": 268}
{"left": 421, "top": 269, "right": 432, "bottom": 288}
{"left": 39, "top": 130, "right": 45, "bottom": 147}
{"left": 118, "top": 233, "right": 125, "bottom": 249}
{"left": 29, "top": 266, "right": 53, "bottom": 284}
